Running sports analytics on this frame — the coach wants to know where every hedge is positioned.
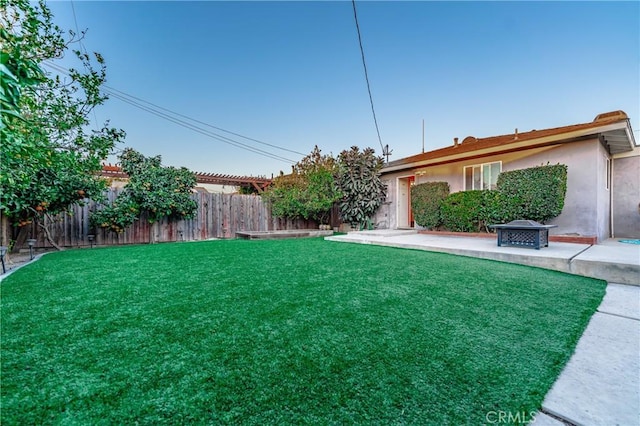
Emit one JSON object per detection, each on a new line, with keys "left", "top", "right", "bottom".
{"left": 496, "top": 163, "right": 568, "bottom": 223}
{"left": 438, "top": 163, "right": 568, "bottom": 232}
{"left": 411, "top": 182, "right": 450, "bottom": 229}
{"left": 479, "top": 190, "right": 511, "bottom": 230}
{"left": 441, "top": 190, "right": 484, "bottom": 232}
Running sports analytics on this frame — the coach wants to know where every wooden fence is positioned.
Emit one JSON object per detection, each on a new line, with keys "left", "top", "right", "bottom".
{"left": 7, "top": 190, "right": 325, "bottom": 249}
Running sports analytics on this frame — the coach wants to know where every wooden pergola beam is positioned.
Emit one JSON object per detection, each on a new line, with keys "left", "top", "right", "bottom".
{"left": 100, "top": 165, "right": 272, "bottom": 190}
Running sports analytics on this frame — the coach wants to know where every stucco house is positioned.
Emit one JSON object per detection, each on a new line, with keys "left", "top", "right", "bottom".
{"left": 374, "top": 111, "right": 639, "bottom": 242}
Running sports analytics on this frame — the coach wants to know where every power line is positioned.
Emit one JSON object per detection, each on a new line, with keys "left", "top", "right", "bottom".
{"left": 351, "top": 0, "right": 386, "bottom": 157}
{"left": 42, "top": 61, "right": 298, "bottom": 164}
{"left": 70, "top": 0, "right": 99, "bottom": 130}
{"left": 99, "top": 85, "right": 296, "bottom": 162}
{"left": 103, "top": 84, "right": 306, "bottom": 156}
{"left": 106, "top": 90, "right": 296, "bottom": 163}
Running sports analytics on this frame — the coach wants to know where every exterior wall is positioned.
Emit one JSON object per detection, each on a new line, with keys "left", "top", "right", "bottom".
{"left": 378, "top": 138, "right": 617, "bottom": 241}
{"left": 374, "top": 175, "right": 400, "bottom": 229}
{"left": 595, "top": 142, "right": 612, "bottom": 240}
{"left": 612, "top": 149, "right": 640, "bottom": 238}
{"left": 504, "top": 139, "right": 606, "bottom": 239}
{"left": 194, "top": 183, "right": 239, "bottom": 194}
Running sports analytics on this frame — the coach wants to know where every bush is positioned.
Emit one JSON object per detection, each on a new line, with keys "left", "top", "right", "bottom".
{"left": 479, "top": 190, "right": 512, "bottom": 231}
{"left": 336, "top": 146, "right": 386, "bottom": 229}
{"left": 440, "top": 164, "right": 568, "bottom": 233}
{"left": 263, "top": 146, "right": 341, "bottom": 224}
{"left": 441, "top": 190, "right": 484, "bottom": 232}
{"left": 90, "top": 149, "right": 197, "bottom": 233}
{"left": 496, "top": 164, "right": 567, "bottom": 223}
{"left": 411, "top": 182, "right": 450, "bottom": 229}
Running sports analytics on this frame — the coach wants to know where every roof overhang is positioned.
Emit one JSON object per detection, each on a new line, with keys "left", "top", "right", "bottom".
{"left": 600, "top": 120, "right": 637, "bottom": 155}
{"left": 381, "top": 119, "right": 637, "bottom": 174}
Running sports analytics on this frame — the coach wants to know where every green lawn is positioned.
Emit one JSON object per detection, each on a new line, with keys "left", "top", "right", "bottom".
{"left": 1, "top": 238, "right": 605, "bottom": 424}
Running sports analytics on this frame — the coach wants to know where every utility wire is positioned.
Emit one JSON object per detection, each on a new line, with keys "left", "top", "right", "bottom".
{"left": 105, "top": 90, "right": 296, "bottom": 163}
{"left": 103, "top": 84, "right": 306, "bottom": 156}
{"left": 70, "top": 0, "right": 99, "bottom": 130}
{"left": 42, "top": 61, "right": 298, "bottom": 164}
{"left": 99, "top": 85, "right": 295, "bottom": 162}
{"left": 351, "top": 0, "right": 385, "bottom": 155}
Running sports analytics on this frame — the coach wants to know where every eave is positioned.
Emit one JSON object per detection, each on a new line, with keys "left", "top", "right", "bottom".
{"left": 382, "top": 117, "right": 636, "bottom": 175}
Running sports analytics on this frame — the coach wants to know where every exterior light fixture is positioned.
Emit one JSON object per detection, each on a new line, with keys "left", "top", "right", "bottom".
{"left": 26, "top": 239, "right": 37, "bottom": 260}
{"left": 88, "top": 234, "right": 95, "bottom": 248}
{"left": 0, "top": 246, "right": 7, "bottom": 274}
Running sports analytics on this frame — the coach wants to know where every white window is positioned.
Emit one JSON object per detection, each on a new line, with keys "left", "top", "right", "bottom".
{"left": 464, "top": 161, "right": 501, "bottom": 190}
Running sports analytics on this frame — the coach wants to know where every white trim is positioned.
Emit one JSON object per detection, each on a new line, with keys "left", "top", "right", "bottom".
{"left": 613, "top": 146, "right": 640, "bottom": 159}
{"left": 610, "top": 157, "right": 614, "bottom": 238}
{"left": 396, "top": 175, "right": 414, "bottom": 229}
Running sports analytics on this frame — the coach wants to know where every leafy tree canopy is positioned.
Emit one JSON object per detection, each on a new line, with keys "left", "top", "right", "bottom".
{"left": 263, "top": 146, "right": 341, "bottom": 224}
{"left": 91, "top": 149, "right": 197, "bottom": 233}
{"left": 0, "top": 0, "right": 125, "bottom": 246}
{"left": 336, "top": 146, "right": 386, "bottom": 229}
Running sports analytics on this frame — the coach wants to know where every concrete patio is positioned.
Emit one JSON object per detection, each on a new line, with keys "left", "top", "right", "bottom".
{"left": 326, "top": 230, "right": 639, "bottom": 285}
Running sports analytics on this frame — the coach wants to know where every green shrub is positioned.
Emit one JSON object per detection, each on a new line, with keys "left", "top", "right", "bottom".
{"left": 479, "top": 190, "right": 512, "bottom": 231}
{"left": 441, "top": 190, "right": 484, "bottom": 232}
{"left": 263, "top": 146, "right": 341, "bottom": 223}
{"left": 411, "top": 182, "right": 450, "bottom": 229}
{"left": 336, "top": 146, "right": 386, "bottom": 229}
{"left": 496, "top": 164, "right": 567, "bottom": 223}
{"left": 423, "top": 164, "right": 568, "bottom": 233}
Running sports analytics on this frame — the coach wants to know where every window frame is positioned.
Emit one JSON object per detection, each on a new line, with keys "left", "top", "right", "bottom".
{"left": 463, "top": 161, "right": 502, "bottom": 191}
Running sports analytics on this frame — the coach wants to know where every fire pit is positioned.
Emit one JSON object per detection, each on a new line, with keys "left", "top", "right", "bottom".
{"left": 489, "top": 220, "right": 557, "bottom": 250}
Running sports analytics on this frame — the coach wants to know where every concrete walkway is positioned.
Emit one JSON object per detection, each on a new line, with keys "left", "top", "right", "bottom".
{"left": 541, "top": 284, "right": 640, "bottom": 426}
{"left": 326, "top": 230, "right": 640, "bottom": 426}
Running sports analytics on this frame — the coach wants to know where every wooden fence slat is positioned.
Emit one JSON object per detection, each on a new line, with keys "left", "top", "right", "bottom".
{"left": 12, "top": 190, "right": 320, "bottom": 248}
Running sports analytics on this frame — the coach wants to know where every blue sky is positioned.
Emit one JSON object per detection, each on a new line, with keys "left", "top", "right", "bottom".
{"left": 47, "top": 1, "right": 639, "bottom": 177}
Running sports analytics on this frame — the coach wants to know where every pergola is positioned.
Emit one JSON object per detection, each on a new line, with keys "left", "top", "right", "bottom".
{"left": 195, "top": 172, "right": 272, "bottom": 193}
{"left": 101, "top": 165, "right": 272, "bottom": 193}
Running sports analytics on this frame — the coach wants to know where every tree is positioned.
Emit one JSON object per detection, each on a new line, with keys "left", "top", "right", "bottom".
{"left": 0, "top": 0, "right": 125, "bottom": 250}
{"left": 263, "top": 146, "right": 341, "bottom": 224}
{"left": 90, "top": 149, "right": 197, "bottom": 235}
{"left": 336, "top": 146, "right": 386, "bottom": 230}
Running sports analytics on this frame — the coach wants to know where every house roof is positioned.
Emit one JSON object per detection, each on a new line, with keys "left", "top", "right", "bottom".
{"left": 382, "top": 110, "right": 637, "bottom": 173}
